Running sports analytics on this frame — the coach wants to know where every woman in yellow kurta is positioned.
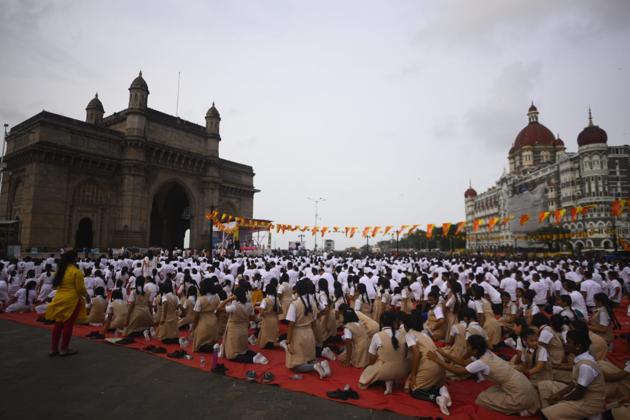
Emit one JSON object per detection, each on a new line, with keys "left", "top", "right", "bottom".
{"left": 45, "top": 250, "right": 88, "bottom": 357}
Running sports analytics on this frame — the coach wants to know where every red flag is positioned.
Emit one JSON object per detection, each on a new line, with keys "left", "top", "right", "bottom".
{"left": 454, "top": 221, "right": 465, "bottom": 235}
{"left": 426, "top": 224, "right": 434, "bottom": 239}
{"left": 442, "top": 223, "right": 452, "bottom": 236}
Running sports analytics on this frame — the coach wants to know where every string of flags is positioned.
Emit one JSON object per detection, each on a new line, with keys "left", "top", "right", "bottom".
{"left": 205, "top": 199, "right": 629, "bottom": 239}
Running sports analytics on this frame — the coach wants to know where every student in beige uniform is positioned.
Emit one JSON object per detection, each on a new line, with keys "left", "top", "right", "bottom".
{"left": 424, "top": 291, "right": 447, "bottom": 341}
{"left": 191, "top": 278, "right": 220, "bottom": 352}
{"left": 471, "top": 285, "right": 502, "bottom": 348}
{"left": 498, "top": 291, "right": 518, "bottom": 330}
{"left": 124, "top": 277, "right": 154, "bottom": 336}
{"left": 315, "top": 278, "right": 336, "bottom": 343}
{"left": 257, "top": 284, "right": 280, "bottom": 349}
{"left": 354, "top": 284, "right": 373, "bottom": 319}
{"left": 428, "top": 335, "right": 540, "bottom": 416}
{"left": 101, "top": 289, "right": 128, "bottom": 333}
{"left": 285, "top": 279, "right": 331, "bottom": 378}
{"left": 86, "top": 287, "right": 107, "bottom": 326}
{"left": 339, "top": 307, "right": 370, "bottom": 368}
{"left": 177, "top": 286, "right": 197, "bottom": 330}
{"left": 356, "top": 308, "right": 380, "bottom": 339}
{"left": 157, "top": 280, "right": 179, "bottom": 344}
{"left": 278, "top": 276, "right": 293, "bottom": 321}
{"left": 444, "top": 279, "right": 464, "bottom": 337}
{"left": 218, "top": 287, "right": 268, "bottom": 365}
{"left": 444, "top": 308, "right": 487, "bottom": 362}
{"left": 402, "top": 311, "right": 452, "bottom": 416}
{"left": 598, "top": 359, "right": 630, "bottom": 401}
{"left": 371, "top": 279, "right": 390, "bottom": 325}
{"left": 513, "top": 328, "right": 552, "bottom": 387}
{"left": 359, "top": 311, "right": 408, "bottom": 395}
{"left": 538, "top": 329, "right": 606, "bottom": 420}
{"left": 589, "top": 292, "right": 618, "bottom": 346}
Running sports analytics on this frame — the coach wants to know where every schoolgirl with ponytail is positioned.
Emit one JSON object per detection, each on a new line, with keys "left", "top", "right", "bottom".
{"left": 257, "top": 283, "right": 280, "bottom": 349}
{"left": 123, "top": 275, "right": 154, "bottom": 337}
{"left": 354, "top": 283, "right": 373, "bottom": 318}
{"left": 358, "top": 311, "right": 407, "bottom": 395}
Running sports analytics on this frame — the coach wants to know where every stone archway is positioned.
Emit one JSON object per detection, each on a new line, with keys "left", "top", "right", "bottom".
{"left": 149, "top": 181, "right": 192, "bottom": 249}
{"left": 75, "top": 217, "right": 94, "bottom": 250}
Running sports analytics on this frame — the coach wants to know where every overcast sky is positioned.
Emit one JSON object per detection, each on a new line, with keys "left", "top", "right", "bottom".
{"left": 1, "top": 0, "right": 629, "bottom": 249}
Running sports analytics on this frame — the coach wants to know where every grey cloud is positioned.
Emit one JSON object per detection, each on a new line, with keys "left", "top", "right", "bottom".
{"left": 465, "top": 61, "right": 542, "bottom": 149}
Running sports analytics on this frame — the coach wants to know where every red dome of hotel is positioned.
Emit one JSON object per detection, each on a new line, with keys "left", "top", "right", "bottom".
{"left": 464, "top": 186, "right": 477, "bottom": 198}
{"left": 511, "top": 103, "right": 555, "bottom": 151}
{"left": 577, "top": 108, "right": 607, "bottom": 147}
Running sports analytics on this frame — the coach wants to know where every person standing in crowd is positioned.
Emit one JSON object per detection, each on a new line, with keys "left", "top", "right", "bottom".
{"left": 45, "top": 250, "right": 88, "bottom": 357}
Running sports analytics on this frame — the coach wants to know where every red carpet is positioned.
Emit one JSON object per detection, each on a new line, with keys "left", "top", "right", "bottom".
{"left": 2, "top": 302, "right": 629, "bottom": 419}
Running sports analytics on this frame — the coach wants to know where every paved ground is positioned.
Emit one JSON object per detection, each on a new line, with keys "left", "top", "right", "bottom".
{"left": 0, "top": 320, "right": 408, "bottom": 420}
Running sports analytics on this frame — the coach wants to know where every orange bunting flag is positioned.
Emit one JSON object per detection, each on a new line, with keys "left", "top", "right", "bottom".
{"left": 383, "top": 225, "right": 393, "bottom": 235}
{"left": 455, "top": 221, "right": 465, "bottom": 235}
{"left": 371, "top": 226, "right": 381, "bottom": 237}
{"left": 520, "top": 214, "right": 530, "bottom": 226}
{"left": 320, "top": 226, "right": 329, "bottom": 237}
{"left": 488, "top": 217, "right": 499, "bottom": 231}
{"left": 611, "top": 199, "right": 624, "bottom": 217}
{"left": 349, "top": 227, "right": 358, "bottom": 238}
{"left": 442, "top": 223, "right": 452, "bottom": 236}
{"left": 473, "top": 219, "right": 481, "bottom": 232}
{"left": 407, "top": 224, "right": 419, "bottom": 234}
{"left": 300, "top": 226, "right": 309, "bottom": 232}
{"left": 555, "top": 209, "right": 566, "bottom": 224}
{"left": 362, "top": 226, "right": 371, "bottom": 237}
{"left": 502, "top": 216, "right": 514, "bottom": 225}
{"left": 426, "top": 224, "right": 434, "bottom": 239}
{"left": 345, "top": 227, "right": 351, "bottom": 237}
{"left": 399, "top": 225, "right": 409, "bottom": 234}
{"left": 571, "top": 207, "right": 579, "bottom": 221}
{"left": 333, "top": 226, "right": 340, "bottom": 233}
{"left": 538, "top": 211, "right": 550, "bottom": 223}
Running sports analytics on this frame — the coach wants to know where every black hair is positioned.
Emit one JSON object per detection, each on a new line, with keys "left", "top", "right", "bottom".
{"left": 357, "top": 283, "right": 372, "bottom": 306}
{"left": 402, "top": 310, "right": 424, "bottom": 332}
{"left": 522, "top": 328, "right": 539, "bottom": 368}
{"left": 459, "top": 307, "right": 478, "bottom": 323}
{"left": 234, "top": 287, "right": 247, "bottom": 304}
{"left": 532, "top": 313, "right": 549, "bottom": 328}
{"left": 342, "top": 307, "right": 359, "bottom": 324}
{"left": 94, "top": 286, "right": 106, "bottom": 298}
{"left": 594, "top": 292, "right": 621, "bottom": 329}
{"left": 467, "top": 334, "right": 488, "bottom": 357}
{"left": 187, "top": 285, "right": 198, "bottom": 298}
{"left": 135, "top": 276, "right": 146, "bottom": 295}
{"left": 380, "top": 311, "right": 399, "bottom": 350}
{"left": 549, "top": 314, "right": 566, "bottom": 333}
{"left": 160, "top": 279, "right": 173, "bottom": 295}
{"left": 53, "top": 250, "right": 78, "bottom": 288}
{"left": 296, "top": 278, "right": 313, "bottom": 315}
{"left": 111, "top": 288, "right": 123, "bottom": 300}
{"left": 265, "top": 283, "right": 279, "bottom": 313}
{"left": 318, "top": 278, "right": 331, "bottom": 306}
{"left": 566, "top": 328, "right": 591, "bottom": 351}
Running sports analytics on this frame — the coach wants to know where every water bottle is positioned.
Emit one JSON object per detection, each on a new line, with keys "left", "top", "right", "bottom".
{"left": 200, "top": 356, "right": 206, "bottom": 368}
{"left": 211, "top": 344, "right": 219, "bottom": 369}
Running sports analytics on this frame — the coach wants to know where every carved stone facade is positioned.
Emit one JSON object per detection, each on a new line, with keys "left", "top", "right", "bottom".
{"left": 0, "top": 72, "right": 257, "bottom": 250}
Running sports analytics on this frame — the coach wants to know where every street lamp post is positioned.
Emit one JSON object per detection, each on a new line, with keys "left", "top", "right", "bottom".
{"left": 0, "top": 123, "right": 8, "bottom": 196}
{"left": 307, "top": 196, "right": 325, "bottom": 252}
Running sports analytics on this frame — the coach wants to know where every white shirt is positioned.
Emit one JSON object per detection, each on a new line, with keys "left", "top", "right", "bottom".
{"left": 466, "top": 358, "right": 490, "bottom": 377}
{"left": 521, "top": 346, "right": 549, "bottom": 364}
{"left": 574, "top": 351, "right": 599, "bottom": 387}
{"left": 538, "top": 326, "right": 555, "bottom": 345}
{"left": 368, "top": 327, "right": 394, "bottom": 355}
{"left": 580, "top": 279, "right": 602, "bottom": 307}
{"left": 500, "top": 277, "right": 517, "bottom": 301}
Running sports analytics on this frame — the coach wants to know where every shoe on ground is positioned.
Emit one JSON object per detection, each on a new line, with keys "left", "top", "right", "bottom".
{"left": 262, "top": 372, "right": 275, "bottom": 383}
{"left": 246, "top": 370, "right": 257, "bottom": 381}
{"left": 326, "top": 389, "right": 348, "bottom": 400}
